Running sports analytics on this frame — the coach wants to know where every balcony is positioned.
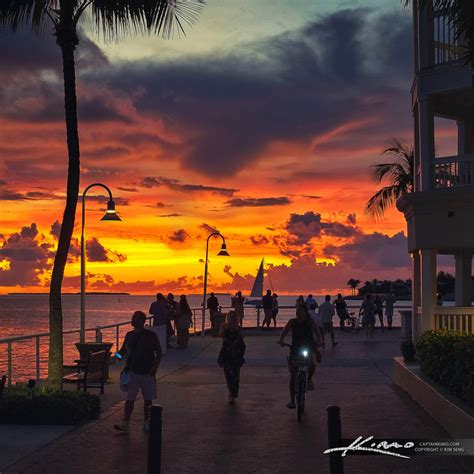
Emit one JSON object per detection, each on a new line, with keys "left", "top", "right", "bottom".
{"left": 433, "top": 154, "right": 474, "bottom": 189}
{"left": 429, "top": 5, "right": 465, "bottom": 69}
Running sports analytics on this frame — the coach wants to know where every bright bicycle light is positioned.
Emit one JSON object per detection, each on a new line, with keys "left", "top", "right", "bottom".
{"left": 302, "top": 350, "right": 308, "bottom": 357}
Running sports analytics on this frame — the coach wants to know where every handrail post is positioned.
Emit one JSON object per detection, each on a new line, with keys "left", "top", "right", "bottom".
{"left": 95, "top": 327, "right": 103, "bottom": 343}
{"left": 256, "top": 307, "right": 260, "bottom": 328}
{"left": 7, "top": 341, "right": 12, "bottom": 387}
{"left": 116, "top": 326, "right": 120, "bottom": 352}
{"left": 35, "top": 336, "right": 40, "bottom": 381}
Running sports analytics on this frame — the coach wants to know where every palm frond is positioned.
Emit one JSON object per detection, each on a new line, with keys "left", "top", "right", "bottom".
{"left": 365, "top": 185, "right": 401, "bottom": 219}
{"left": 0, "top": 0, "right": 59, "bottom": 31}
{"left": 90, "top": 0, "right": 205, "bottom": 40}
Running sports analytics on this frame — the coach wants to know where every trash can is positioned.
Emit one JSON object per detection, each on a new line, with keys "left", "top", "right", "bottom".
{"left": 399, "top": 310, "right": 412, "bottom": 339}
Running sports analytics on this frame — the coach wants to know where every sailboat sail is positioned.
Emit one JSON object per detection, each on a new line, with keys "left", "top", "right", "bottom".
{"left": 250, "top": 259, "right": 264, "bottom": 298}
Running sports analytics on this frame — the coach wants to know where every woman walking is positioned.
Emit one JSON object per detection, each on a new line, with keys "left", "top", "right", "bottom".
{"left": 176, "top": 295, "right": 193, "bottom": 349}
{"left": 218, "top": 311, "right": 246, "bottom": 404}
{"left": 359, "top": 293, "right": 376, "bottom": 340}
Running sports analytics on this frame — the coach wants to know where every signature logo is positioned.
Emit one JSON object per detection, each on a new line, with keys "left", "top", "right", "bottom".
{"left": 324, "top": 436, "right": 415, "bottom": 459}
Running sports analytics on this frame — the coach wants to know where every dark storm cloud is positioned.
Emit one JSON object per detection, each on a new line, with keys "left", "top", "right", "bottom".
{"left": 0, "top": 223, "right": 53, "bottom": 286}
{"left": 141, "top": 176, "right": 238, "bottom": 196}
{"left": 0, "top": 28, "right": 107, "bottom": 74}
{"left": 169, "top": 229, "right": 190, "bottom": 243}
{"left": 285, "top": 211, "right": 358, "bottom": 245}
{"left": 324, "top": 231, "right": 410, "bottom": 270}
{"left": 80, "top": 9, "right": 412, "bottom": 177}
{"left": 250, "top": 235, "right": 270, "bottom": 246}
{"left": 226, "top": 197, "right": 291, "bottom": 207}
{"left": 200, "top": 223, "right": 219, "bottom": 235}
{"left": 86, "top": 237, "right": 127, "bottom": 263}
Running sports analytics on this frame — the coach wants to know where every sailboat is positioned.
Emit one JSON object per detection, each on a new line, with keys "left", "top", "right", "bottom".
{"left": 245, "top": 259, "right": 266, "bottom": 305}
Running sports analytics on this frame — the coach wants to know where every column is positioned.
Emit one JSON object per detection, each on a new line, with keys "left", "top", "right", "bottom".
{"left": 412, "top": 251, "right": 421, "bottom": 342}
{"left": 420, "top": 249, "right": 436, "bottom": 332}
{"left": 417, "top": 97, "right": 435, "bottom": 191}
{"left": 457, "top": 120, "right": 473, "bottom": 154}
{"left": 455, "top": 254, "right": 472, "bottom": 307}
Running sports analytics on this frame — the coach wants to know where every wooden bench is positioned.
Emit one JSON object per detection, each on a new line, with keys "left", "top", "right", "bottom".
{"left": 63, "top": 350, "right": 109, "bottom": 394}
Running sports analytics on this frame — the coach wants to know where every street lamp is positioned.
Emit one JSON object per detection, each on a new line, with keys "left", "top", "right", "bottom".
{"left": 201, "top": 232, "right": 229, "bottom": 336}
{"left": 80, "top": 183, "right": 121, "bottom": 343}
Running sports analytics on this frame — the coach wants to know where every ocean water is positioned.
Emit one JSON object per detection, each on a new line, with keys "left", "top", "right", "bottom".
{"left": 0, "top": 294, "right": 408, "bottom": 382}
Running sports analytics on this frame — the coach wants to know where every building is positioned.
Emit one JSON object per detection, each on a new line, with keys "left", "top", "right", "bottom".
{"left": 397, "top": 0, "right": 474, "bottom": 339}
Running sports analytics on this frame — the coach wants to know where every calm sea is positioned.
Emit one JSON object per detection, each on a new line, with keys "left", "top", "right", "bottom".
{"left": 0, "top": 294, "right": 407, "bottom": 382}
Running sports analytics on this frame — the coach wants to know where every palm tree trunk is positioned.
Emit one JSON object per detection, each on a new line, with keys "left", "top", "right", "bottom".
{"left": 48, "top": 21, "right": 80, "bottom": 389}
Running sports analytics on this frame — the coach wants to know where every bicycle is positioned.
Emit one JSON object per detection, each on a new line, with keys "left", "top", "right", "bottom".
{"left": 278, "top": 342, "right": 310, "bottom": 422}
{"left": 339, "top": 311, "right": 360, "bottom": 334}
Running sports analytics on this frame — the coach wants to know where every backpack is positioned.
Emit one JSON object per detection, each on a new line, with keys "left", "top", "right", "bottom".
{"left": 128, "top": 332, "right": 156, "bottom": 375}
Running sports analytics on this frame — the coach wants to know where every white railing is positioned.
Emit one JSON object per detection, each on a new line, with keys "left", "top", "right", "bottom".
{"left": 0, "top": 303, "right": 410, "bottom": 385}
{"left": 430, "top": 3, "right": 464, "bottom": 67}
{"left": 433, "top": 306, "right": 473, "bottom": 334}
{"left": 432, "top": 154, "right": 474, "bottom": 188}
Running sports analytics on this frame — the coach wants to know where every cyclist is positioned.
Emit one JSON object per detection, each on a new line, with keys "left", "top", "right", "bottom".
{"left": 278, "top": 305, "right": 322, "bottom": 409}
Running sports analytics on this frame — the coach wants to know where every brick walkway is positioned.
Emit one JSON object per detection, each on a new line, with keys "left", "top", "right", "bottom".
{"left": 4, "top": 330, "right": 472, "bottom": 473}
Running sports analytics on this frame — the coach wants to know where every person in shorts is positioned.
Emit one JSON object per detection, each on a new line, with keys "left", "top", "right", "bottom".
{"left": 318, "top": 295, "right": 338, "bottom": 348}
{"left": 333, "top": 293, "right": 348, "bottom": 329}
{"left": 261, "top": 289, "right": 273, "bottom": 328}
{"left": 114, "top": 311, "right": 162, "bottom": 433}
{"left": 271, "top": 293, "right": 279, "bottom": 327}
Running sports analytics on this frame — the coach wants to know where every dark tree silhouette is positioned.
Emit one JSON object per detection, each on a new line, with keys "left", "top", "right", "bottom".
{"left": 347, "top": 279, "right": 360, "bottom": 296}
{"left": 0, "top": 0, "right": 204, "bottom": 389}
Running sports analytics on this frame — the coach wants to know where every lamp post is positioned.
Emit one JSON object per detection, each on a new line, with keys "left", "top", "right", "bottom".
{"left": 80, "top": 183, "right": 121, "bottom": 343}
{"left": 201, "top": 232, "right": 229, "bottom": 336}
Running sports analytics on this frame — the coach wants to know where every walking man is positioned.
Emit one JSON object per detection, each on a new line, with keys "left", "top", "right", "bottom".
{"left": 333, "top": 293, "right": 348, "bottom": 329}
{"left": 114, "top": 311, "right": 162, "bottom": 433}
{"left": 261, "top": 289, "right": 273, "bottom": 328}
{"left": 318, "top": 295, "right": 338, "bottom": 348}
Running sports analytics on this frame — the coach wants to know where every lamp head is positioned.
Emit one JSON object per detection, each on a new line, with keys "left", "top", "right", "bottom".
{"left": 217, "top": 242, "right": 229, "bottom": 256}
{"left": 101, "top": 200, "right": 121, "bottom": 221}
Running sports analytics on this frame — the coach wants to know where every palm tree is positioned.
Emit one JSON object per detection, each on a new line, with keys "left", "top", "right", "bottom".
{"left": 0, "top": 0, "right": 204, "bottom": 389}
{"left": 402, "top": 0, "right": 473, "bottom": 64}
{"left": 365, "top": 139, "right": 414, "bottom": 219}
{"left": 347, "top": 279, "right": 360, "bottom": 296}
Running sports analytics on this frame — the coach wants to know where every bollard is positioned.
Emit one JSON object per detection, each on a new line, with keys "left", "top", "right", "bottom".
{"left": 147, "top": 405, "right": 163, "bottom": 474}
{"left": 327, "top": 405, "right": 344, "bottom": 474}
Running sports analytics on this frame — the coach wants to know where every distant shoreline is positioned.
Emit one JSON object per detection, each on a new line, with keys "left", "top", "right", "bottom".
{"left": 7, "top": 292, "right": 131, "bottom": 296}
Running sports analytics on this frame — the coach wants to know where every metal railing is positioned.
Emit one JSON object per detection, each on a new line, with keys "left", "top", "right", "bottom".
{"left": 432, "top": 154, "right": 474, "bottom": 188}
{"left": 0, "top": 303, "right": 410, "bottom": 386}
{"left": 433, "top": 306, "right": 474, "bottom": 334}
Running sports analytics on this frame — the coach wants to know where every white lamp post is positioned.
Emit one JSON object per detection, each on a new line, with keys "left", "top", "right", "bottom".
{"left": 80, "top": 183, "right": 121, "bottom": 343}
{"left": 201, "top": 232, "right": 229, "bottom": 336}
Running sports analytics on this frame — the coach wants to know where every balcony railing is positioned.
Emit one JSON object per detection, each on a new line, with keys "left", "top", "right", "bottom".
{"left": 433, "top": 306, "right": 473, "bottom": 334}
{"left": 431, "top": 4, "right": 464, "bottom": 67}
{"left": 432, "top": 154, "right": 474, "bottom": 188}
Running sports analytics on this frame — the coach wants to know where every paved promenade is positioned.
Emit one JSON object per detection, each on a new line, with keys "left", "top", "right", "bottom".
{"left": 3, "top": 329, "right": 472, "bottom": 474}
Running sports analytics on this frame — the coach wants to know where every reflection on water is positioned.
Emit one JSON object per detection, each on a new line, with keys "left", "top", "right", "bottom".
{"left": 0, "top": 294, "right": 407, "bottom": 382}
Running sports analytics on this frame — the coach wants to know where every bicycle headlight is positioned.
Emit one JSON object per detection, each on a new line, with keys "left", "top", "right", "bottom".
{"left": 302, "top": 350, "right": 308, "bottom": 357}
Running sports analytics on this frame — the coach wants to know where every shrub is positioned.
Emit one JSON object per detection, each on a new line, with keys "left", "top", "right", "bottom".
{"left": 401, "top": 340, "right": 416, "bottom": 362}
{"left": 0, "top": 387, "right": 100, "bottom": 425}
{"left": 416, "top": 330, "right": 474, "bottom": 407}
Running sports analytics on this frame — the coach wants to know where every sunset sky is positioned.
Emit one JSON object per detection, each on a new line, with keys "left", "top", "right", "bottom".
{"left": 0, "top": 0, "right": 457, "bottom": 295}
